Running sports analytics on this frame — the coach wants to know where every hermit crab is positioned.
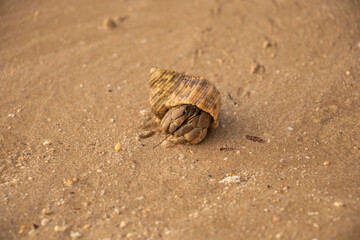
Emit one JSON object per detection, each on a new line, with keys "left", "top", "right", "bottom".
{"left": 149, "top": 67, "right": 221, "bottom": 145}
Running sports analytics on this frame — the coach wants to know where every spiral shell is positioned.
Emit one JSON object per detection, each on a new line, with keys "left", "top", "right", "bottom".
{"left": 149, "top": 67, "right": 221, "bottom": 129}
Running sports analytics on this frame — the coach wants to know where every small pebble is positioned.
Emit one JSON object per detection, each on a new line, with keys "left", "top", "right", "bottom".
{"left": 83, "top": 224, "right": 91, "bottom": 230}
{"left": 345, "top": 71, "right": 350, "bottom": 75}
{"left": 41, "top": 208, "right": 53, "bottom": 215}
{"left": 8, "top": 113, "right": 15, "bottom": 117}
{"left": 219, "top": 176, "right": 241, "bottom": 184}
{"left": 288, "top": 127, "right": 294, "bottom": 131}
{"left": 120, "top": 220, "right": 126, "bottom": 228}
{"left": 115, "top": 143, "right": 122, "bottom": 152}
{"left": 97, "top": 169, "right": 102, "bottom": 173}
{"left": 323, "top": 161, "right": 330, "bottom": 166}
{"left": 70, "top": 231, "right": 82, "bottom": 238}
{"left": 103, "top": 18, "right": 116, "bottom": 29}
{"left": 263, "top": 40, "right": 271, "bottom": 49}
{"left": 42, "top": 140, "right": 51, "bottom": 146}
{"left": 19, "top": 225, "right": 27, "bottom": 234}
{"left": 41, "top": 218, "right": 50, "bottom": 226}
{"left": 65, "top": 178, "right": 77, "bottom": 186}
{"left": 333, "top": 201, "right": 345, "bottom": 207}
{"left": 54, "top": 225, "right": 67, "bottom": 232}
{"left": 272, "top": 216, "right": 280, "bottom": 222}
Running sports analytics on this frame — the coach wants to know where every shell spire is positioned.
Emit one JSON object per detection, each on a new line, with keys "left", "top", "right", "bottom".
{"left": 149, "top": 67, "right": 221, "bottom": 129}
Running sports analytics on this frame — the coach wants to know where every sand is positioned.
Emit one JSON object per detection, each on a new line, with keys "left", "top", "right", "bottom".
{"left": 1, "top": 0, "right": 360, "bottom": 239}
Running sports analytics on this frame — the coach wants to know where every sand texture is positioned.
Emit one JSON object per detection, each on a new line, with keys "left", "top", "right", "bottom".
{"left": 1, "top": 0, "right": 360, "bottom": 239}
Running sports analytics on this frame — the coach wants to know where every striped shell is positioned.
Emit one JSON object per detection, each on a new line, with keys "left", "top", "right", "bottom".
{"left": 149, "top": 67, "right": 221, "bottom": 128}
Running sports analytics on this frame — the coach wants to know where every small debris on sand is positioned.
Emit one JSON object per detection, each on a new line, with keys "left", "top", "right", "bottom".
{"left": 333, "top": 201, "right": 345, "bottom": 207}
{"left": 41, "top": 218, "right": 50, "bottom": 226}
{"left": 41, "top": 208, "right": 53, "bottom": 215}
{"left": 220, "top": 147, "right": 235, "bottom": 151}
{"left": 219, "top": 176, "right": 241, "bottom": 184}
{"left": 114, "top": 143, "right": 122, "bottom": 152}
{"left": 272, "top": 216, "right": 280, "bottom": 222}
{"left": 103, "top": 18, "right": 116, "bottom": 29}
{"left": 64, "top": 178, "right": 78, "bottom": 186}
{"left": 70, "top": 231, "right": 82, "bottom": 239}
{"left": 83, "top": 224, "right": 91, "bottom": 230}
{"left": 32, "top": 223, "right": 39, "bottom": 230}
{"left": 246, "top": 135, "right": 266, "bottom": 143}
{"left": 323, "top": 161, "right": 330, "bottom": 166}
{"left": 54, "top": 225, "right": 68, "bottom": 232}
{"left": 250, "top": 60, "right": 265, "bottom": 74}
{"left": 42, "top": 140, "right": 51, "bottom": 146}
{"left": 19, "top": 225, "right": 27, "bottom": 234}
{"left": 120, "top": 220, "right": 127, "bottom": 228}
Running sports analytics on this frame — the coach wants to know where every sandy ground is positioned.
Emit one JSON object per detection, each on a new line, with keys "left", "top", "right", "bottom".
{"left": 1, "top": 0, "right": 360, "bottom": 239}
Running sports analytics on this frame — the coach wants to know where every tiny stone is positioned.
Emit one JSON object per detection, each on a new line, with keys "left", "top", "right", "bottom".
{"left": 19, "top": 225, "right": 27, "bottom": 234}
{"left": 120, "top": 220, "right": 126, "bottom": 228}
{"left": 110, "top": 118, "right": 115, "bottom": 123}
{"left": 97, "top": 169, "right": 102, "bottom": 173}
{"left": 333, "top": 201, "right": 345, "bottom": 207}
{"left": 79, "top": 84, "right": 84, "bottom": 88}
{"left": 345, "top": 71, "right": 350, "bottom": 75}
{"left": 272, "top": 216, "right": 280, "bottom": 222}
{"left": 223, "top": 157, "right": 228, "bottom": 160}
{"left": 288, "top": 127, "right": 294, "bottom": 131}
{"left": 83, "top": 224, "right": 91, "bottom": 230}
{"left": 42, "top": 140, "right": 51, "bottom": 146}
{"left": 323, "top": 161, "right": 330, "bottom": 166}
{"left": 41, "top": 208, "right": 53, "bottom": 215}
{"left": 115, "top": 143, "right": 122, "bottom": 152}
{"left": 65, "top": 178, "right": 77, "bottom": 186}
{"left": 263, "top": 40, "right": 271, "bottom": 49}
{"left": 8, "top": 113, "right": 15, "bottom": 117}
{"left": 41, "top": 218, "right": 50, "bottom": 226}
{"left": 54, "top": 225, "right": 67, "bottom": 232}
{"left": 103, "top": 18, "right": 116, "bottom": 29}
{"left": 70, "top": 231, "right": 82, "bottom": 238}
{"left": 136, "top": 196, "right": 144, "bottom": 201}
{"left": 114, "top": 207, "right": 120, "bottom": 214}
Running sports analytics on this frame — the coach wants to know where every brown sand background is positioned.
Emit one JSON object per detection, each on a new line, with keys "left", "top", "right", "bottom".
{"left": 1, "top": 0, "right": 360, "bottom": 239}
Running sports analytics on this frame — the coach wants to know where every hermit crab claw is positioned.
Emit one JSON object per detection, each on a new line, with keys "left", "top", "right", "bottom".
{"left": 149, "top": 67, "right": 221, "bottom": 145}
{"left": 160, "top": 105, "right": 212, "bottom": 144}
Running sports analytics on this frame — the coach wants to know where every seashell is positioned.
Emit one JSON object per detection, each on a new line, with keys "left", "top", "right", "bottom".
{"left": 149, "top": 67, "right": 221, "bottom": 144}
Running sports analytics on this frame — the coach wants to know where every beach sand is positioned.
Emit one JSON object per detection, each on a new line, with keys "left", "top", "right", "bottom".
{"left": 1, "top": 0, "right": 360, "bottom": 239}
